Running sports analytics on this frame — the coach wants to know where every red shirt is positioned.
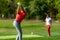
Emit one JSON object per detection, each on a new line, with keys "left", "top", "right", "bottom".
{"left": 15, "top": 10, "right": 26, "bottom": 23}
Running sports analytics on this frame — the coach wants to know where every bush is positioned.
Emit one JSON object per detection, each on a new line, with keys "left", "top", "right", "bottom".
{"left": 56, "top": 13, "right": 60, "bottom": 20}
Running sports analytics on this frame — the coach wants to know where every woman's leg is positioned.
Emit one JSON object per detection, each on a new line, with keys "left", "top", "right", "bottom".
{"left": 47, "top": 25, "right": 50, "bottom": 36}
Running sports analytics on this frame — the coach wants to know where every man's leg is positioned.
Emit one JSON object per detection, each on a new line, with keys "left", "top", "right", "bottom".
{"left": 16, "top": 35, "right": 19, "bottom": 40}
{"left": 13, "top": 21, "right": 22, "bottom": 40}
{"left": 16, "top": 24, "right": 22, "bottom": 40}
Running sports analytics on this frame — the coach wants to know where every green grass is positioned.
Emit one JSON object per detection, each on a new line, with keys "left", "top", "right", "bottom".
{"left": 0, "top": 20, "right": 60, "bottom": 40}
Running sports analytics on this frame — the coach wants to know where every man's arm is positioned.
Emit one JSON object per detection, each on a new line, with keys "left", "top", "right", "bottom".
{"left": 16, "top": 6, "right": 19, "bottom": 14}
{"left": 16, "top": 2, "right": 24, "bottom": 14}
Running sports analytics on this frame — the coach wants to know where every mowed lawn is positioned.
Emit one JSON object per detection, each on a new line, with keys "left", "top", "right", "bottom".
{"left": 0, "top": 19, "right": 60, "bottom": 40}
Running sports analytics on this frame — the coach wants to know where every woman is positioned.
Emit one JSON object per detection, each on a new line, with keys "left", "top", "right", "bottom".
{"left": 13, "top": 2, "right": 27, "bottom": 40}
{"left": 45, "top": 15, "right": 52, "bottom": 37}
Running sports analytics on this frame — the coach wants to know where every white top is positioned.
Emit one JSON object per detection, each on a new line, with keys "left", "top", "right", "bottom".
{"left": 45, "top": 17, "right": 51, "bottom": 25}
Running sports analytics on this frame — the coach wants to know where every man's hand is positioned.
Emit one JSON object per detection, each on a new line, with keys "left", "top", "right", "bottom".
{"left": 17, "top": 2, "right": 21, "bottom": 6}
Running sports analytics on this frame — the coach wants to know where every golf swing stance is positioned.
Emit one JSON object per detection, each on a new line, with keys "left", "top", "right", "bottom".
{"left": 13, "top": 2, "right": 27, "bottom": 40}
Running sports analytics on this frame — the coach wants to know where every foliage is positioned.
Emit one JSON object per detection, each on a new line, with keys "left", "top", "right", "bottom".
{"left": 0, "top": 0, "right": 60, "bottom": 20}
{"left": 0, "top": 0, "right": 16, "bottom": 18}
{"left": 28, "top": 0, "right": 49, "bottom": 20}
{"left": 23, "top": 0, "right": 58, "bottom": 20}
{"left": 0, "top": 0, "right": 9, "bottom": 18}
{"left": 56, "top": 13, "right": 60, "bottom": 20}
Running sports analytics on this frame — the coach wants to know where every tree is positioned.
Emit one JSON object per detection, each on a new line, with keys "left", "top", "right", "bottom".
{"left": 27, "top": 0, "right": 58, "bottom": 20}
{"left": 0, "top": 0, "right": 9, "bottom": 18}
{"left": 48, "top": 0, "right": 58, "bottom": 20}
{"left": 55, "top": 0, "right": 60, "bottom": 20}
{"left": 28, "top": 0, "right": 49, "bottom": 20}
{"left": 8, "top": 0, "right": 16, "bottom": 18}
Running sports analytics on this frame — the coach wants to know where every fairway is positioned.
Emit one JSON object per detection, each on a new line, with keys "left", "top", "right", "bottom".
{"left": 0, "top": 20, "right": 60, "bottom": 40}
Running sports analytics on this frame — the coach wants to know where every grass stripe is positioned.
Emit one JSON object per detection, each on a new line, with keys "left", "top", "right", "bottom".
{"left": 0, "top": 35, "right": 44, "bottom": 39}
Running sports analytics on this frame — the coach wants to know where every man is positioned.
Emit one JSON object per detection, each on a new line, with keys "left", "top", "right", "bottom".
{"left": 45, "top": 15, "right": 52, "bottom": 37}
{"left": 13, "top": 2, "right": 27, "bottom": 40}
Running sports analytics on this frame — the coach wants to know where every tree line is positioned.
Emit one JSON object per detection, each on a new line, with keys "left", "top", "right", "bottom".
{"left": 0, "top": 0, "right": 60, "bottom": 20}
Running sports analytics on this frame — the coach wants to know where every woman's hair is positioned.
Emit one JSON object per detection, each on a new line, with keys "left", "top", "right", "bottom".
{"left": 46, "top": 14, "right": 50, "bottom": 18}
